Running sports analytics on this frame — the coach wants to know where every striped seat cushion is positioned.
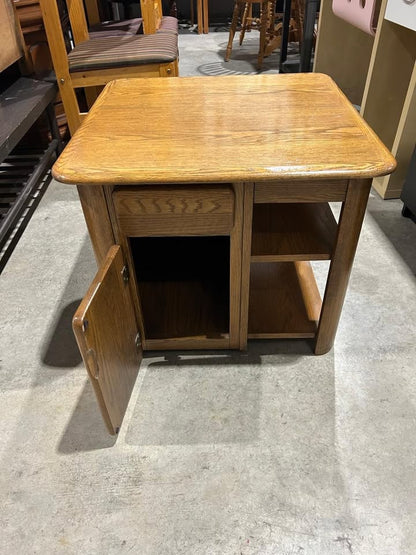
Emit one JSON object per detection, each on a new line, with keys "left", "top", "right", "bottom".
{"left": 89, "top": 18, "right": 143, "bottom": 38}
{"left": 158, "top": 16, "right": 179, "bottom": 34}
{"left": 68, "top": 33, "right": 178, "bottom": 72}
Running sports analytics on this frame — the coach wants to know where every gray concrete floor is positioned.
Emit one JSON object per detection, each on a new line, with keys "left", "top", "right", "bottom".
{"left": 1, "top": 32, "right": 416, "bottom": 555}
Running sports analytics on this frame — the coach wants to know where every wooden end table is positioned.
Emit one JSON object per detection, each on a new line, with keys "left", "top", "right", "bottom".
{"left": 53, "top": 74, "right": 396, "bottom": 434}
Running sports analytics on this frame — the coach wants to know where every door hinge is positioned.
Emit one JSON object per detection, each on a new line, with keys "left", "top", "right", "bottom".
{"left": 135, "top": 332, "right": 141, "bottom": 350}
{"left": 121, "top": 264, "right": 129, "bottom": 283}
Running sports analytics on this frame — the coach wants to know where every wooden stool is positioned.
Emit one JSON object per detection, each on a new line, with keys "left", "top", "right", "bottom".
{"left": 225, "top": 0, "right": 277, "bottom": 68}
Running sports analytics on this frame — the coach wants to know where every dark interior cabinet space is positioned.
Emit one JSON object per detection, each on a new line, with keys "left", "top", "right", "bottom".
{"left": 130, "top": 236, "right": 230, "bottom": 340}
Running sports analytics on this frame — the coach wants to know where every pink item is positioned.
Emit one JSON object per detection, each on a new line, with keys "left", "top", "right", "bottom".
{"left": 332, "top": 0, "right": 380, "bottom": 35}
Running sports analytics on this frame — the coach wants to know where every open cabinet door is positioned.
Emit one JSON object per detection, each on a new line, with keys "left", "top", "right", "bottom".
{"left": 73, "top": 245, "right": 142, "bottom": 435}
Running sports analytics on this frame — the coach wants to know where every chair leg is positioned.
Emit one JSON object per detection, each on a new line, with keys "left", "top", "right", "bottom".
{"left": 264, "top": 0, "right": 280, "bottom": 58}
{"left": 225, "top": 1, "right": 241, "bottom": 61}
{"left": 239, "top": 3, "right": 251, "bottom": 45}
{"left": 258, "top": 0, "right": 269, "bottom": 69}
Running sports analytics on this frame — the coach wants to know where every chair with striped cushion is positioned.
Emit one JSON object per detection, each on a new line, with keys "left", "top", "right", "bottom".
{"left": 39, "top": 0, "right": 179, "bottom": 135}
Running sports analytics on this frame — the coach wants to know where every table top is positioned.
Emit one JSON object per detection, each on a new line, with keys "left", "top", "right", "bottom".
{"left": 53, "top": 73, "right": 396, "bottom": 186}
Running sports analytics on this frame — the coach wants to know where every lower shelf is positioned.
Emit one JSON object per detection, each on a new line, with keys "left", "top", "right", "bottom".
{"left": 138, "top": 278, "right": 230, "bottom": 342}
{"left": 248, "top": 261, "right": 322, "bottom": 339}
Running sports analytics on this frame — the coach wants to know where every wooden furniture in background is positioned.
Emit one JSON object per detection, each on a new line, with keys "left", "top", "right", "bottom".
{"left": 12, "top": 0, "right": 70, "bottom": 140}
{"left": 13, "top": 0, "right": 47, "bottom": 75}
{"left": 84, "top": 0, "right": 100, "bottom": 25}
{"left": 0, "top": 1, "right": 62, "bottom": 270}
{"left": 0, "top": 0, "right": 23, "bottom": 72}
{"left": 202, "top": 0, "right": 208, "bottom": 33}
{"left": 0, "top": 78, "right": 62, "bottom": 272}
{"left": 225, "top": 0, "right": 280, "bottom": 68}
{"left": 13, "top": 0, "right": 178, "bottom": 137}
{"left": 189, "top": 0, "right": 208, "bottom": 33}
{"left": 314, "top": 0, "right": 416, "bottom": 198}
{"left": 140, "top": 0, "right": 163, "bottom": 32}
{"left": 39, "top": 0, "right": 178, "bottom": 135}
{"left": 52, "top": 74, "right": 395, "bottom": 434}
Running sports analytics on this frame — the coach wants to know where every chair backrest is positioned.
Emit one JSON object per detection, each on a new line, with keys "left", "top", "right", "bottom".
{"left": 39, "top": 0, "right": 166, "bottom": 72}
{"left": 82, "top": 0, "right": 164, "bottom": 29}
{"left": 74, "top": 0, "right": 165, "bottom": 35}
{"left": 141, "top": 0, "right": 163, "bottom": 33}
{"left": 39, "top": 0, "right": 83, "bottom": 132}
{"left": 83, "top": 0, "right": 101, "bottom": 26}
{"left": 42, "top": 0, "right": 164, "bottom": 52}
{"left": 39, "top": 0, "right": 178, "bottom": 135}
{"left": 39, "top": 0, "right": 72, "bottom": 73}
{"left": 67, "top": 0, "right": 90, "bottom": 43}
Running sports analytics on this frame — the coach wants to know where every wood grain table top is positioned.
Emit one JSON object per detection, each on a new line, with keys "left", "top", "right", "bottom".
{"left": 53, "top": 73, "right": 396, "bottom": 185}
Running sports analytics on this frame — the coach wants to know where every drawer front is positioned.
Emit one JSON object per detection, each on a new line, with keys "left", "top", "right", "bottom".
{"left": 254, "top": 180, "right": 348, "bottom": 203}
{"left": 113, "top": 185, "right": 235, "bottom": 236}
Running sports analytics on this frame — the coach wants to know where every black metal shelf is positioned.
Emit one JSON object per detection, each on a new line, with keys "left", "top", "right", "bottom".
{"left": 0, "top": 77, "right": 61, "bottom": 272}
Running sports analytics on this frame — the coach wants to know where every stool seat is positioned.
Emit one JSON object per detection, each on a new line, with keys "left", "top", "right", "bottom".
{"left": 68, "top": 33, "right": 178, "bottom": 72}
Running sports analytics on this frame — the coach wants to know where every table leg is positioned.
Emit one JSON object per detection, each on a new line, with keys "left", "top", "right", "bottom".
{"left": 77, "top": 185, "right": 116, "bottom": 267}
{"left": 239, "top": 183, "right": 255, "bottom": 350}
{"left": 314, "top": 178, "right": 372, "bottom": 354}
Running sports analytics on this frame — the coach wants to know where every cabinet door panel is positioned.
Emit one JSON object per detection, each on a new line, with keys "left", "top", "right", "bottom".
{"left": 73, "top": 245, "right": 141, "bottom": 435}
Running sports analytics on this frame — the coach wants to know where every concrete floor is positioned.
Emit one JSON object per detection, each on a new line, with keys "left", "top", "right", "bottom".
{"left": 1, "top": 32, "right": 416, "bottom": 555}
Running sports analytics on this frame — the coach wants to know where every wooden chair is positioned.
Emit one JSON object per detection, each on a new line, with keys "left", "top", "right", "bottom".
{"left": 39, "top": 0, "right": 179, "bottom": 135}
{"left": 225, "top": 0, "right": 278, "bottom": 69}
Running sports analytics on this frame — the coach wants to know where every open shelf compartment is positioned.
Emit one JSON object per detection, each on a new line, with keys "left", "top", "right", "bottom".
{"left": 251, "top": 203, "right": 337, "bottom": 262}
{"left": 248, "top": 261, "right": 322, "bottom": 339}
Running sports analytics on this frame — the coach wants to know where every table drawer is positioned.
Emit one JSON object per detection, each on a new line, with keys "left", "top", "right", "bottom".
{"left": 113, "top": 185, "right": 235, "bottom": 236}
